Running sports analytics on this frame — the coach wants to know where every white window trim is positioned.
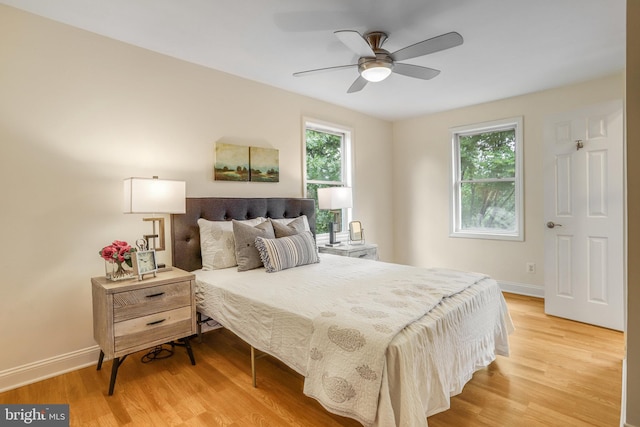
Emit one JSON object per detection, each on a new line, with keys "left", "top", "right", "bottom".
{"left": 449, "top": 116, "right": 524, "bottom": 241}
{"left": 302, "top": 117, "right": 354, "bottom": 245}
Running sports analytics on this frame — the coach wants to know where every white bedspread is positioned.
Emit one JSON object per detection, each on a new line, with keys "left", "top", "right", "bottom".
{"left": 194, "top": 254, "right": 513, "bottom": 426}
{"left": 303, "top": 268, "right": 489, "bottom": 425}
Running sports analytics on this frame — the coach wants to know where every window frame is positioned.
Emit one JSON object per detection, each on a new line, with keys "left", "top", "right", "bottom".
{"left": 302, "top": 117, "right": 353, "bottom": 245}
{"left": 450, "top": 116, "right": 524, "bottom": 241}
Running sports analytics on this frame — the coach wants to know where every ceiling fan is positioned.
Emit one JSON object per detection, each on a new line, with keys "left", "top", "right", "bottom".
{"left": 293, "top": 30, "right": 463, "bottom": 93}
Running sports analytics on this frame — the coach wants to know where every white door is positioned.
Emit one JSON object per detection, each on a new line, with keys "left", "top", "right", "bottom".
{"left": 543, "top": 100, "right": 624, "bottom": 331}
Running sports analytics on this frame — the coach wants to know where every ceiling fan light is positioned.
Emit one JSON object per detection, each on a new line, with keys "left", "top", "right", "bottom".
{"left": 360, "top": 64, "right": 391, "bottom": 83}
{"left": 357, "top": 53, "right": 394, "bottom": 83}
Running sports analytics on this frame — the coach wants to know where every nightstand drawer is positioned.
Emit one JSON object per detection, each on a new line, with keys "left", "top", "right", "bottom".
{"left": 114, "top": 306, "right": 192, "bottom": 351}
{"left": 113, "top": 281, "right": 191, "bottom": 322}
{"left": 347, "top": 247, "right": 377, "bottom": 259}
{"left": 318, "top": 243, "right": 378, "bottom": 260}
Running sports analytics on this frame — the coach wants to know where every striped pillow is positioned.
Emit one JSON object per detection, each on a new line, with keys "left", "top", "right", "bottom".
{"left": 255, "top": 231, "right": 319, "bottom": 273}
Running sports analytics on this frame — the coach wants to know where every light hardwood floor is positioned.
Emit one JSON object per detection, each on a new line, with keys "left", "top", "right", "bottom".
{"left": 0, "top": 293, "right": 624, "bottom": 426}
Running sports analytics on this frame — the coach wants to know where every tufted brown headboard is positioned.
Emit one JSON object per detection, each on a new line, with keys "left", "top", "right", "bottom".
{"left": 171, "top": 197, "right": 316, "bottom": 272}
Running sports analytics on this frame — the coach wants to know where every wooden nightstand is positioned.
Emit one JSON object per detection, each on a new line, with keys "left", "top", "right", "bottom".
{"left": 91, "top": 268, "right": 197, "bottom": 395}
{"left": 318, "top": 243, "right": 378, "bottom": 260}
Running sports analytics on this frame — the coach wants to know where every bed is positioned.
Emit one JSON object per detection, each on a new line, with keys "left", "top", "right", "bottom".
{"left": 171, "top": 197, "right": 513, "bottom": 427}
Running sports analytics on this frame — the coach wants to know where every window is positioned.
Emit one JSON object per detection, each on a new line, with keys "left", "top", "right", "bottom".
{"left": 450, "top": 117, "right": 523, "bottom": 240}
{"left": 303, "top": 119, "right": 352, "bottom": 242}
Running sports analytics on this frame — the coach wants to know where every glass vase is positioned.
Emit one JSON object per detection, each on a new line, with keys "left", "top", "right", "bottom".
{"left": 105, "top": 260, "right": 133, "bottom": 281}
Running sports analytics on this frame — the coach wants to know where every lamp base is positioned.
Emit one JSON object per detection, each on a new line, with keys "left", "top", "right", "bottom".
{"left": 327, "top": 221, "right": 342, "bottom": 246}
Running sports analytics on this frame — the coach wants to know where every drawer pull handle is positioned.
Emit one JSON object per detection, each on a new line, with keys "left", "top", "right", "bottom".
{"left": 146, "top": 319, "right": 166, "bottom": 326}
{"left": 146, "top": 292, "right": 165, "bottom": 298}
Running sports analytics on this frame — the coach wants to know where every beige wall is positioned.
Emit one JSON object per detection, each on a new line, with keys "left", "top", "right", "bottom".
{"left": 392, "top": 73, "right": 624, "bottom": 291}
{"left": 0, "top": 6, "right": 393, "bottom": 379}
{"left": 626, "top": 0, "right": 639, "bottom": 425}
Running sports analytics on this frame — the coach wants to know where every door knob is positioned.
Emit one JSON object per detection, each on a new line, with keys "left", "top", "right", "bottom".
{"left": 546, "top": 221, "right": 562, "bottom": 229}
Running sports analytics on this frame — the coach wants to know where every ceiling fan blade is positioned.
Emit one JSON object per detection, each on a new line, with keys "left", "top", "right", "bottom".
{"left": 335, "top": 30, "right": 375, "bottom": 57}
{"left": 391, "top": 31, "right": 463, "bottom": 62}
{"left": 347, "top": 76, "right": 368, "bottom": 93}
{"left": 293, "top": 64, "right": 357, "bottom": 77}
{"left": 393, "top": 63, "right": 441, "bottom": 80}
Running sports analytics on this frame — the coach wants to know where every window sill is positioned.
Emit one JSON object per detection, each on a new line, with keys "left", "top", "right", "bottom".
{"left": 449, "top": 231, "right": 523, "bottom": 242}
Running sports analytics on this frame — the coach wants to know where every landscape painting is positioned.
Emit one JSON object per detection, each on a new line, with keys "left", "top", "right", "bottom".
{"left": 250, "top": 147, "right": 279, "bottom": 182}
{"left": 214, "top": 143, "right": 249, "bottom": 181}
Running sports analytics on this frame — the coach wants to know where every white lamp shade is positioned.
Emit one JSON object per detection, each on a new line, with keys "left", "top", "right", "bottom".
{"left": 361, "top": 66, "right": 392, "bottom": 82}
{"left": 123, "top": 177, "right": 186, "bottom": 214}
{"left": 318, "top": 187, "right": 352, "bottom": 210}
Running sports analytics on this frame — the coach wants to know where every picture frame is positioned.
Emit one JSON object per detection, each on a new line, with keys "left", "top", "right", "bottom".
{"left": 214, "top": 143, "right": 249, "bottom": 181}
{"left": 249, "top": 146, "right": 279, "bottom": 182}
{"left": 214, "top": 142, "right": 279, "bottom": 183}
{"left": 349, "top": 221, "right": 365, "bottom": 245}
{"left": 132, "top": 249, "right": 158, "bottom": 280}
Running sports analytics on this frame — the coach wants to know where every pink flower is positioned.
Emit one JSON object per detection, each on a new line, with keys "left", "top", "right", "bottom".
{"left": 100, "top": 246, "right": 117, "bottom": 262}
{"left": 117, "top": 246, "right": 130, "bottom": 263}
{"left": 112, "top": 240, "right": 128, "bottom": 248}
{"left": 100, "top": 240, "right": 132, "bottom": 264}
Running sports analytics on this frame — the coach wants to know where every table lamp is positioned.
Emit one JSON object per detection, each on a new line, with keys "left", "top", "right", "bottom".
{"left": 123, "top": 176, "right": 186, "bottom": 251}
{"left": 318, "top": 186, "right": 352, "bottom": 246}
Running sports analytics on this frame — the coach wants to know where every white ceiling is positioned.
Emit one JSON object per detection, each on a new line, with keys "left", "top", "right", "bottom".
{"left": 1, "top": 0, "right": 626, "bottom": 121}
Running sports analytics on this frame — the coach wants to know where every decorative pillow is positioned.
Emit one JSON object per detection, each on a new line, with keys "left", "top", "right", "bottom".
{"left": 233, "top": 220, "right": 275, "bottom": 271}
{"left": 255, "top": 231, "right": 320, "bottom": 273}
{"left": 197, "top": 217, "right": 264, "bottom": 270}
{"left": 270, "top": 216, "right": 308, "bottom": 237}
{"left": 269, "top": 215, "right": 310, "bottom": 233}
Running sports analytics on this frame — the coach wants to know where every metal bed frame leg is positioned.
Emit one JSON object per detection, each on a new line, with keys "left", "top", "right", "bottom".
{"left": 251, "top": 346, "right": 257, "bottom": 388}
{"left": 250, "top": 346, "right": 268, "bottom": 388}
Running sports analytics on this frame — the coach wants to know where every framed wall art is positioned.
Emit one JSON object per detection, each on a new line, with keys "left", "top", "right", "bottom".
{"left": 214, "top": 143, "right": 249, "bottom": 181}
{"left": 249, "top": 146, "right": 279, "bottom": 182}
{"left": 214, "top": 142, "right": 279, "bottom": 182}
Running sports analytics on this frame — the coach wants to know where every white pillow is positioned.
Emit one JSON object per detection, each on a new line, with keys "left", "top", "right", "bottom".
{"left": 198, "top": 217, "right": 264, "bottom": 270}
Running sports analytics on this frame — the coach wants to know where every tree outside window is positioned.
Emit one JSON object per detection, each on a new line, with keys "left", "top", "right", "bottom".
{"left": 304, "top": 121, "right": 352, "bottom": 236}
{"left": 451, "top": 117, "right": 523, "bottom": 240}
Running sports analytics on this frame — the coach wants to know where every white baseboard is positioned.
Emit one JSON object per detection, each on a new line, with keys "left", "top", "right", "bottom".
{"left": 498, "top": 280, "right": 545, "bottom": 298}
{"left": 0, "top": 345, "right": 101, "bottom": 393}
{"left": 622, "top": 358, "right": 629, "bottom": 427}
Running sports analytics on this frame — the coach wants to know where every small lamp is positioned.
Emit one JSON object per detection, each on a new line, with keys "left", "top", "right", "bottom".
{"left": 123, "top": 176, "right": 186, "bottom": 251}
{"left": 318, "top": 187, "right": 352, "bottom": 246}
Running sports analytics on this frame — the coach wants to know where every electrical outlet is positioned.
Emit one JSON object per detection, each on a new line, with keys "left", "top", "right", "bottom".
{"left": 526, "top": 262, "right": 536, "bottom": 274}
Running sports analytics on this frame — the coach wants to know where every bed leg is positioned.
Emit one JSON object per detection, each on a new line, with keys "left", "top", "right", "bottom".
{"left": 251, "top": 346, "right": 257, "bottom": 388}
{"left": 196, "top": 312, "right": 203, "bottom": 343}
